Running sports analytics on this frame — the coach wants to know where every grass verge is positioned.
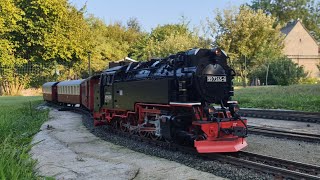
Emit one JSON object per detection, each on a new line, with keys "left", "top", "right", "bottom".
{"left": 234, "top": 84, "right": 320, "bottom": 112}
{"left": 0, "top": 96, "right": 48, "bottom": 179}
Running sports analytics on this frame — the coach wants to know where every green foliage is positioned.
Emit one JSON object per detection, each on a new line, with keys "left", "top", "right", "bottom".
{"left": 298, "top": 77, "right": 319, "bottom": 85}
{"left": 130, "top": 24, "right": 208, "bottom": 60}
{"left": 127, "top": 17, "right": 141, "bottom": 32}
{"left": 249, "top": 0, "right": 320, "bottom": 41}
{"left": 270, "top": 57, "right": 306, "bottom": 85}
{"left": 0, "top": 0, "right": 207, "bottom": 94}
{"left": 86, "top": 16, "right": 145, "bottom": 72}
{"left": 0, "top": 96, "right": 49, "bottom": 179}
{"left": 0, "top": 0, "right": 94, "bottom": 94}
{"left": 250, "top": 57, "right": 307, "bottom": 85}
{"left": 234, "top": 84, "right": 320, "bottom": 112}
{"left": 208, "top": 6, "right": 285, "bottom": 86}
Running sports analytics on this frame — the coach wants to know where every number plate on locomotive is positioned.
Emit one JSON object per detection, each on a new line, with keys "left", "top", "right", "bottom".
{"left": 207, "top": 76, "right": 226, "bottom": 82}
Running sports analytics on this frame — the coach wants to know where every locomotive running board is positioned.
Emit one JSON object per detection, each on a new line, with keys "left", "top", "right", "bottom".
{"left": 194, "top": 138, "right": 247, "bottom": 153}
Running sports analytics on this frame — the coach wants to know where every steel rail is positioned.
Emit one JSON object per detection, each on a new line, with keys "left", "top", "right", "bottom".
{"left": 239, "top": 109, "right": 320, "bottom": 123}
{"left": 48, "top": 103, "right": 320, "bottom": 179}
{"left": 206, "top": 152, "right": 320, "bottom": 180}
{"left": 248, "top": 125, "right": 320, "bottom": 143}
{"left": 236, "top": 151, "right": 320, "bottom": 175}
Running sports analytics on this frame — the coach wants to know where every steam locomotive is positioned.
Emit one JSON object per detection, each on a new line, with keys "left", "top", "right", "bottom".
{"left": 43, "top": 48, "right": 248, "bottom": 153}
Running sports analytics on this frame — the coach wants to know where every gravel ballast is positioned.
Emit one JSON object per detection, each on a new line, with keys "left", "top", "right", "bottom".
{"left": 81, "top": 110, "right": 271, "bottom": 180}
{"left": 246, "top": 117, "right": 320, "bottom": 165}
{"left": 246, "top": 135, "right": 320, "bottom": 165}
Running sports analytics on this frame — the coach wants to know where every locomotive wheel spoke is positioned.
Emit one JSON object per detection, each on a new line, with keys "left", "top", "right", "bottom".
{"left": 149, "top": 131, "right": 160, "bottom": 141}
{"left": 120, "top": 120, "right": 130, "bottom": 132}
{"left": 138, "top": 130, "right": 148, "bottom": 137}
{"left": 111, "top": 120, "right": 118, "bottom": 130}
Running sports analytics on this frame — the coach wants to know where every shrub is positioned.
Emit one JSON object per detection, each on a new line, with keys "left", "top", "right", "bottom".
{"left": 249, "top": 57, "right": 307, "bottom": 85}
{"left": 299, "top": 77, "right": 319, "bottom": 84}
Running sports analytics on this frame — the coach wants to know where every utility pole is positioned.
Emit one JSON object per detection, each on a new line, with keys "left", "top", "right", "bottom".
{"left": 244, "top": 55, "right": 247, "bottom": 87}
{"left": 265, "top": 63, "right": 269, "bottom": 86}
{"left": 88, "top": 51, "right": 92, "bottom": 77}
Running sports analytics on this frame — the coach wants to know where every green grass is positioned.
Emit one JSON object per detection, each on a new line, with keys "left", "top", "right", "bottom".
{"left": 0, "top": 96, "right": 49, "bottom": 179}
{"left": 234, "top": 84, "right": 320, "bottom": 112}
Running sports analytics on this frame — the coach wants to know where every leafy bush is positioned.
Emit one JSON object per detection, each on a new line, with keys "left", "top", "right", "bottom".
{"left": 299, "top": 77, "right": 319, "bottom": 85}
{"left": 249, "top": 57, "right": 307, "bottom": 85}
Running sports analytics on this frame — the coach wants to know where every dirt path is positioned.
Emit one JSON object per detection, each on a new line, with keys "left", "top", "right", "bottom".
{"left": 30, "top": 108, "right": 225, "bottom": 180}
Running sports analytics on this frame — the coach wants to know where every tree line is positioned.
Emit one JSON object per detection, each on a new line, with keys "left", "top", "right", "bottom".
{"left": 0, "top": 0, "right": 319, "bottom": 95}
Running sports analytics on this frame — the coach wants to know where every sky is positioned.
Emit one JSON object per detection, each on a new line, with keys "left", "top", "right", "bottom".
{"left": 70, "top": 0, "right": 251, "bottom": 32}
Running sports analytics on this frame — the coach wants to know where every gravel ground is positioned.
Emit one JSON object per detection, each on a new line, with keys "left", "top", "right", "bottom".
{"left": 245, "top": 117, "right": 320, "bottom": 165}
{"left": 81, "top": 112, "right": 271, "bottom": 180}
{"left": 246, "top": 134, "right": 320, "bottom": 165}
{"left": 247, "top": 117, "right": 320, "bottom": 134}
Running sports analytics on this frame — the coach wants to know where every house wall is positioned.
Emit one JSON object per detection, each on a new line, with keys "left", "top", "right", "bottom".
{"left": 283, "top": 21, "right": 319, "bottom": 78}
{"left": 290, "top": 57, "right": 320, "bottom": 78}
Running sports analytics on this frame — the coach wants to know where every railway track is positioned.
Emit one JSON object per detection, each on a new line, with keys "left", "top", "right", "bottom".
{"left": 248, "top": 125, "right": 320, "bottom": 143}
{"left": 50, "top": 104, "right": 320, "bottom": 179}
{"left": 239, "top": 108, "right": 320, "bottom": 123}
{"left": 210, "top": 151, "right": 320, "bottom": 179}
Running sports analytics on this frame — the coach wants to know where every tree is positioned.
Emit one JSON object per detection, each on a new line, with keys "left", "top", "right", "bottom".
{"left": 249, "top": 0, "right": 320, "bottom": 41}
{"left": 0, "top": 0, "right": 96, "bottom": 94}
{"left": 0, "top": 0, "right": 27, "bottom": 95}
{"left": 207, "top": 6, "right": 285, "bottom": 86}
{"left": 250, "top": 57, "right": 306, "bottom": 85}
{"left": 130, "top": 24, "right": 208, "bottom": 60}
{"left": 86, "top": 16, "right": 146, "bottom": 72}
{"left": 127, "top": 17, "right": 141, "bottom": 32}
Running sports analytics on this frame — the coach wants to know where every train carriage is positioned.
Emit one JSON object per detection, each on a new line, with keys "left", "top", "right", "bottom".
{"left": 81, "top": 75, "right": 100, "bottom": 111}
{"left": 42, "top": 82, "right": 59, "bottom": 102}
{"left": 57, "top": 80, "right": 85, "bottom": 105}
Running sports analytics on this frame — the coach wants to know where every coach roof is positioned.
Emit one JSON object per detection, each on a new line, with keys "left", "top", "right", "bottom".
{"left": 42, "top": 82, "right": 59, "bottom": 87}
{"left": 57, "top": 79, "right": 85, "bottom": 86}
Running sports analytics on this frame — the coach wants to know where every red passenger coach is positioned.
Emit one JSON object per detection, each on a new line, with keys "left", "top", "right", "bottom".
{"left": 57, "top": 80, "right": 85, "bottom": 105}
{"left": 42, "top": 82, "right": 59, "bottom": 102}
{"left": 81, "top": 75, "right": 100, "bottom": 111}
